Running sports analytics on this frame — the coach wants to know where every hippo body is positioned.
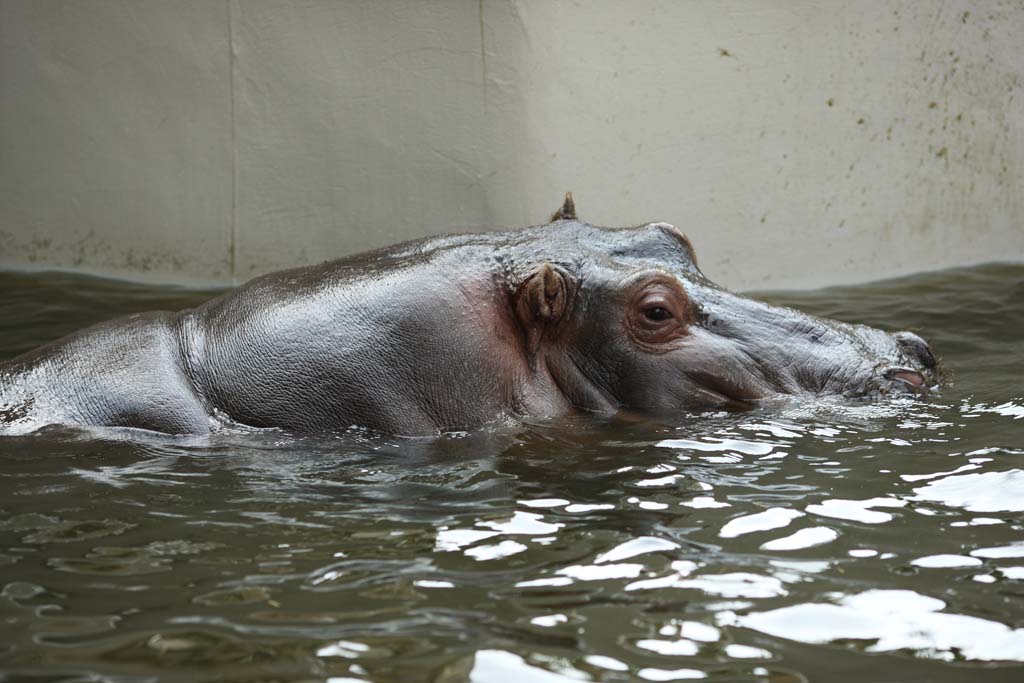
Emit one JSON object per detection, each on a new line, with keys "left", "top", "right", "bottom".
{"left": 0, "top": 199, "right": 938, "bottom": 436}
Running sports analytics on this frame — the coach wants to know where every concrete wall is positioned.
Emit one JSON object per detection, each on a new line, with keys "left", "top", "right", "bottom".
{"left": 1, "top": 0, "right": 1022, "bottom": 291}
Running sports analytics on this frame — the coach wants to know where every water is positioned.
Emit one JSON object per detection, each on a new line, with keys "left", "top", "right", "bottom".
{"left": 1, "top": 263, "right": 1022, "bottom": 683}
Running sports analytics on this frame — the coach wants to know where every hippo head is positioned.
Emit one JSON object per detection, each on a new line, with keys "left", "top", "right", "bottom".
{"left": 511, "top": 197, "right": 939, "bottom": 416}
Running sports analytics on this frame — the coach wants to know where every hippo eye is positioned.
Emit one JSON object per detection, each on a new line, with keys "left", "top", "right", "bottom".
{"left": 644, "top": 306, "right": 673, "bottom": 322}
{"left": 629, "top": 279, "right": 688, "bottom": 348}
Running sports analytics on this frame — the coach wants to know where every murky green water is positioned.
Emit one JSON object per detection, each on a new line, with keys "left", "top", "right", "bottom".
{"left": 1, "top": 264, "right": 1022, "bottom": 683}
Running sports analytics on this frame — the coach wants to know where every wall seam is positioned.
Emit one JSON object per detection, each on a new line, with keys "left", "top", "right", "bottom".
{"left": 227, "top": 0, "right": 238, "bottom": 284}
{"left": 479, "top": 0, "right": 487, "bottom": 113}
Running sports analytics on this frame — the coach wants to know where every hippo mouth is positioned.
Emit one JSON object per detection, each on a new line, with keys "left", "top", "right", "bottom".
{"left": 886, "top": 367, "right": 927, "bottom": 389}
{"left": 687, "top": 370, "right": 762, "bottom": 411}
{"left": 689, "top": 361, "right": 939, "bottom": 412}
{"left": 879, "top": 365, "right": 941, "bottom": 399}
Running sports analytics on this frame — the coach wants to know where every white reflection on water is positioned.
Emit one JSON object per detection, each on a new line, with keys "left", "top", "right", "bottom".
{"left": 637, "top": 667, "right": 707, "bottom": 681}
{"left": 738, "top": 421, "right": 802, "bottom": 438}
{"left": 519, "top": 498, "right": 570, "bottom": 509}
{"left": 565, "top": 503, "right": 615, "bottom": 513}
{"left": 656, "top": 437, "right": 779, "bottom": 455}
{"left": 557, "top": 563, "right": 644, "bottom": 581}
{"left": 625, "top": 561, "right": 700, "bottom": 592}
{"left": 317, "top": 640, "right": 370, "bottom": 658}
{"left": 636, "top": 637, "right": 699, "bottom": 656}
{"left": 435, "top": 510, "right": 563, "bottom": 554}
{"left": 805, "top": 497, "right": 906, "bottom": 523}
{"left": 530, "top": 613, "right": 568, "bottom": 627}
{"left": 730, "top": 589, "right": 1024, "bottom": 662}
{"left": 724, "top": 643, "right": 772, "bottom": 659}
{"left": 434, "top": 529, "right": 499, "bottom": 552}
{"left": 594, "top": 536, "right": 680, "bottom": 564}
{"left": 950, "top": 517, "right": 1004, "bottom": 527}
{"left": 971, "top": 543, "right": 1024, "bottom": 558}
{"left": 465, "top": 540, "right": 527, "bottom": 560}
{"left": 469, "top": 650, "right": 586, "bottom": 682}
{"left": 478, "top": 511, "right": 563, "bottom": 535}
{"left": 584, "top": 655, "right": 629, "bottom": 671}
{"left": 962, "top": 399, "right": 1024, "bottom": 420}
{"left": 760, "top": 526, "right": 838, "bottom": 551}
{"left": 676, "top": 573, "right": 787, "bottom": 599}
{"left": 636, "top": 474, "right": 687, "bottom": 487}
{"left": 659, "top": 620, "right": 720, "bottom": 641}
{"left": 680, "top": 496, "right": 730, "bottom": 509}
{"left": 910, "top": 554, "right": 982, "bottom": 568}
{"left": 900, "top": 463, "right": 982, "bottom": 481}
{"left": 516, "top": 577, "right": 573, "bottom": 588}
{"left": 911, "top": 469, "right": 1024, "bottom": 512}
{"left": 719, "top": 507, "right": 804, "bottom": 538}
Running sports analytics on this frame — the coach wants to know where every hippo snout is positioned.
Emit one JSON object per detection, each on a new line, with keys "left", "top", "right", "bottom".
{"left": 879, "top": 332, "right": 939, "bottom": 396}
{"left": 895, "top": 331, "right": 937, "bottom": 369}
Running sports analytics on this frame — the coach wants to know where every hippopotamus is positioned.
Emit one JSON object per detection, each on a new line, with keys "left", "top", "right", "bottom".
{"left": 0, "top": 195, "right": 938, "bottom": 436}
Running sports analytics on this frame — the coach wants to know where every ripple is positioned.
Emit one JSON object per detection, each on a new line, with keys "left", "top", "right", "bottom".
{"left": 193, "top": 586, "right": 274, "bottom": 606}
{"left": 20, "top": 518, "right": 134, "bottom": 544}
{"left": 48, "top": 547, "right": 171, "bottom": 576}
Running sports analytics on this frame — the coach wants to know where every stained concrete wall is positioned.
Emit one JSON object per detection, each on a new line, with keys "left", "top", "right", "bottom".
{"left": 1, "top": 0, "right": 1022, "bottom": 290}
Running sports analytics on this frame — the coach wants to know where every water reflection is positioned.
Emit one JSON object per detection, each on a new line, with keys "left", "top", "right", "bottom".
{"left": 729, "top": 589, "right": 1024, "bottom": 662}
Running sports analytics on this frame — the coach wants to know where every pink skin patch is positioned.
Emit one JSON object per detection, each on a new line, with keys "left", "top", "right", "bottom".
{"left": 891, "top": 370, "right": 925, "bottom": 387}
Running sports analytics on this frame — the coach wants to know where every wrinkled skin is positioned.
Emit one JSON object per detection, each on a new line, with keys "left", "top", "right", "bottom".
{"left": 0, "top": 206, "right": 939, "bottom": 436}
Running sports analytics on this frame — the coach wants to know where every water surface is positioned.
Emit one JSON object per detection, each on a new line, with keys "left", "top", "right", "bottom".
{"left": 1, "top": 264, "right": 1023, "bottom": 682}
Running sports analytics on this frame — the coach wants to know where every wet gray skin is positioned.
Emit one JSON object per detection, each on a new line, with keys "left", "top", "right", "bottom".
{"left": 0, "top": 198, "right": 938, "bottom": 436}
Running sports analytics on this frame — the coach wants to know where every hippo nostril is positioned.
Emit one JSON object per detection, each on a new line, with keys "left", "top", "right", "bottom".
{"left": 884, "top": 367, "right": 926, "bottom": 388}
{"left": 895, "top": 331, "right": 936, "bottom": 369}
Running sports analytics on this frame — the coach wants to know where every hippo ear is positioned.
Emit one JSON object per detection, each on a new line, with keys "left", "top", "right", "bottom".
{"left": 517, "top": 264, "right": 569, "bottom": 325}
{"left": 550, "top": 192, "right": 577, "bottom": 222}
